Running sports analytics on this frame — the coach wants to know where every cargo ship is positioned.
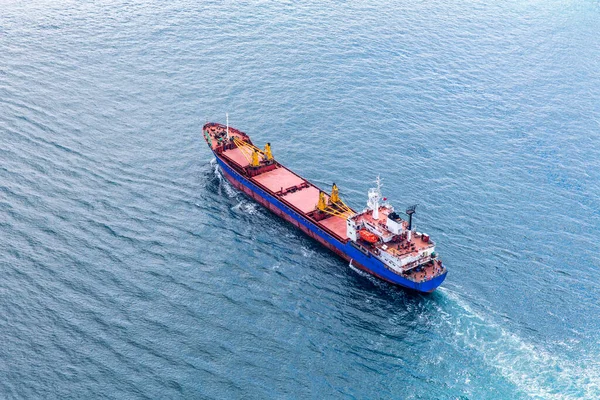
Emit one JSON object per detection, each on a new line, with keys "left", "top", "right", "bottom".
{"left": 202, "top": 121, "right": 447, "bottom": 292}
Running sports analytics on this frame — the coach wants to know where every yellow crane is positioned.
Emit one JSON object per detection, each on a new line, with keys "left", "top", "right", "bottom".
{"left": 264, "top": 143, "right": 273, "bottom": 161}
{"left": 232, "top": 137, "right": 275, "bottom": 166}
{"left": 317, "top": 183, "right": 354, "bottom": 219}
{"left": 251, "top": 150, "right": 260, "bottom": 167}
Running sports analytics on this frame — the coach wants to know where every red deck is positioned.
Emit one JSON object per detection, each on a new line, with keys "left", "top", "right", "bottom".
{"left": 319, "top": 215, "right": 349, "bottom": 239}
{"left": 222, "top": 147, "right": 250, "bottom": 168}
{"left": 252, "top": 167, "right": 304, "bottom": 192}
{"left": 283, "top": 186, "right": 322, "bottom": 213}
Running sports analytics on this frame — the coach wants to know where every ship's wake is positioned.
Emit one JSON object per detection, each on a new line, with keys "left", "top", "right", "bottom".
{"left": 347, "top": 260, "right": 600, "bottom": 398}
{"left": 436, "top": 288, "right": 600, "bottom": 399}
{"left": 210, "top": 158, "right": 261, "bottom": 216}
{"left": 210, "top": 158, "right": 237, "bottom": 199}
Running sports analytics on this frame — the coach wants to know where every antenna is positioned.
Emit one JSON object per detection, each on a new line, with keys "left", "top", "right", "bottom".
{"left": 406, "top": 204, "right": 418, "bottom": 230}
{"left": 375, "top": 175, "right": 383, "bottom": 194}
{"left": 226, "top": 113, "right": 229, "bottom": 139}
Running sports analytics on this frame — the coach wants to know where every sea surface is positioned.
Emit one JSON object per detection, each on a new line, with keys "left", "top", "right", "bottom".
{"left": 1, "top": 0, "right": 600, "bottom": 398}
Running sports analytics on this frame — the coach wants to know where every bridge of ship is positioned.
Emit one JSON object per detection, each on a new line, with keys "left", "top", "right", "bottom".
{"left": 353, "top": 207, "right": 435, "bottom": 261}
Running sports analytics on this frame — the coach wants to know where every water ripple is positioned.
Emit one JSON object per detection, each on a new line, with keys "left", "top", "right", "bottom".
{"left": 2, "top": 0, "right": 600, "bottom": 398}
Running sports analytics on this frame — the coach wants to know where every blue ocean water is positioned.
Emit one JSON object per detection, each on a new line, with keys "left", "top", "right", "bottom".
{"left": 1, "top": 0, "right": 600, "bottom": 398}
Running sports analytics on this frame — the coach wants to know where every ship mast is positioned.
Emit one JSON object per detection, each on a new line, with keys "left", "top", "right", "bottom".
{"left": 226, "top": 113, "right": 230, "bottom": 139}
{"left": 367, "top": 175, "right": 383, "bottom": 220}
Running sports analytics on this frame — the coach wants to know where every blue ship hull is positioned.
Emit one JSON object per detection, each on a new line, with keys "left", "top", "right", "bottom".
{"left": 214, "top": 153, "right": 447, "bottom": 293}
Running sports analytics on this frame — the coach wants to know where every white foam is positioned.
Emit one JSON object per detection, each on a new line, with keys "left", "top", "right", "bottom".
{"left": 301, "top": 247, "right": 315, "bottom": 258}
{"left": 231, "top": 201, "right": 258, "bottom": 214}
{"left": 214, "top": 166, "right": 237, "bottom": 198}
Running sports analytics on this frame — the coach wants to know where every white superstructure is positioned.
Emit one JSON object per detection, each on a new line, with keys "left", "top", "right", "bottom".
{"left": 366, "top": 176, "right": 383, "bottom": 220}
{"left": 348, "top": 177, "right": 437, "bottom": 274}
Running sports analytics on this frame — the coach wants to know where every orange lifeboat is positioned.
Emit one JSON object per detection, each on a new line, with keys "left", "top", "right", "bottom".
{"left": 358, "top": 229, "right": 379, "bottom": 244}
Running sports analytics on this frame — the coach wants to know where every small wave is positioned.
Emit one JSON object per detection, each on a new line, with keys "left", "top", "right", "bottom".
{"left": 210, "top": 158, "right": 220, "bottom": 181}
{"left": 231, "top": 201, "right": 259, "bottom": 215}
{"left": 348, "top": 261, "right": 367, "bottom": 277}
{"left": 210, "top": 159, "right": 238, "bottom": 198}
{"left": 301, "top": 247, "right": 315, "bottom": 258}
{"left": 241, "top": 202, "right": 259, "bottom": 214}
{"left": 222, "top": 182, "right": 237, "bottom": 198}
